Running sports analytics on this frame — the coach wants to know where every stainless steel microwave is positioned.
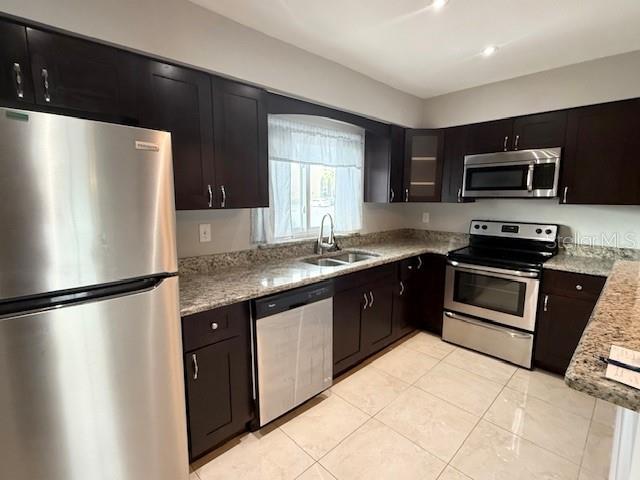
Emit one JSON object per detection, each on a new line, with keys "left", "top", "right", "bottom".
{"left": 462, "top": 147, "right": 561, "bottom": 198}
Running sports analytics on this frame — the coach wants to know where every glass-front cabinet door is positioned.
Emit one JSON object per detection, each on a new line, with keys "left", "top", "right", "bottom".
{"left": 403, "top": 129, "right": 444, "bottom": 202}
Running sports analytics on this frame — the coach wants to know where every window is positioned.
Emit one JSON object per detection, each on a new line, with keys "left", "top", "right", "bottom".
{"left": 252, "top": 115, "right": 364, "bottom": 243}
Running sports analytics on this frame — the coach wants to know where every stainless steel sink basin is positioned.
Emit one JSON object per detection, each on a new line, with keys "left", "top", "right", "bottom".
{"left": 302, "top": 250, "right": 379, "bottom": 267}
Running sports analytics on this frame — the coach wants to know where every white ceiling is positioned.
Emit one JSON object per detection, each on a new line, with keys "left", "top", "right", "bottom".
{"left": 189, "top": 0, "right": 640, "bottom": 99}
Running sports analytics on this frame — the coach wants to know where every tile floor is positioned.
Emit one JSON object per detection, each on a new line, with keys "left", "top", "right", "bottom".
{"left": 190, "top": 331, "right": 615, "bottom": 480}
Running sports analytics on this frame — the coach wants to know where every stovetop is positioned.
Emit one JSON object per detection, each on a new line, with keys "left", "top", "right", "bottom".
{"left": 447, "top": 220, "right": 559, "bottom": 272}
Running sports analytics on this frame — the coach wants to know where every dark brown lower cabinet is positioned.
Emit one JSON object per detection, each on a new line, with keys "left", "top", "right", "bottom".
{"left": 421, "top": 255, "right": 447, "bottom": 335}
{"left": 333, "top": 265, "right": 395, "bottom": 376}
{"left": 182, "top": 303, "right": 253, "bottom": 460}
{"left": 534, "top": 270, "right": 606, "bottom": 374}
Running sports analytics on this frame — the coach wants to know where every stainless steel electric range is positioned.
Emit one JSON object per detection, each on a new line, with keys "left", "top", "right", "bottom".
{"left": 443, "top": 220, "right": 559, "bottom": 368}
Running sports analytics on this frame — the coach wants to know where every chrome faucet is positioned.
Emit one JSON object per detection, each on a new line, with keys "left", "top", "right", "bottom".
{"left": 316, "top": 213, "right": 339, "bottom": 255}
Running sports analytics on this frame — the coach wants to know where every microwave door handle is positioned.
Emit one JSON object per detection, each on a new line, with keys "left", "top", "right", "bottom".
{"left": 526, "top": 163, "right": 534, "bottom": 192}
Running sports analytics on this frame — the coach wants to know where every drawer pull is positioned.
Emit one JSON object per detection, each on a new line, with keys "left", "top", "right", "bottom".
{"left": 211, "top": 322, "right": 219, "bottom": 330}
{"left": 575, "top": 284, "right": 583, "bottom": 291}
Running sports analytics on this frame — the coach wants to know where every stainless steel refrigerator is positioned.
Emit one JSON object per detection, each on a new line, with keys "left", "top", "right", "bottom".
{"left": 0, "top": 108, "right": 189, "bottom": 480}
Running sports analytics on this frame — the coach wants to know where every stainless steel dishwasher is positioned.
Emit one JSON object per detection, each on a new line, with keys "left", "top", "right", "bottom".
{"left": 253, "top": 281, "right": 333, "bottom": 426}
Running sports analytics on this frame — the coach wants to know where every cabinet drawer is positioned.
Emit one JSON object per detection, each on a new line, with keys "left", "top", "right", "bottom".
{"left": 182, "top": 302, "right": 249, "bottom": 352}
{"left": 542, "top": 270, "right": 605, "bottom": 301}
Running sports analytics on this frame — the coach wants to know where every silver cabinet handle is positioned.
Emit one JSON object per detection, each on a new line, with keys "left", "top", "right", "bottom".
{"left": 369, "top": 291, "right": 374, "bottom": 308}
{"left": 211, "top": 322, "right": 219, "bottom": 330}
{"left": 417, "top": 257, "right": 423, "bottom": 270}
{"left": 503, "top": 135, "right": 509, "bottom": 151}
{"left": 526, "top": 163, "right": 534, "bottom": 192}
{"left": 220, "top": 185, "right": 226, "bottom": 208}
{"left": 457, "top": 187, "right": 462, "bottom": 203}
{"left": 390, "top": 188, "right": 395, "bottom": 202}
{"left": 363, "top": 292, "right": 369, "bottom": 310}
{"left": 404, "top": 188, "right": 409, "bottom": 202}
{"left": 562, "top": 186, "right": 568, "bottom": 204}
{"left": 192, "top": 353, "right": 199, "bottom": 380}
{"left": 543, "top": 294, "right": 549, "bottom": 312}
{"left": 207, "top": 184, "right": 213, "bottom": 208}
{"left": 575, "top": 284, "right": 583, "bottom": 291}
{"left": 13, "top": 63, "right": 24, "bottom": 98}
{"left": 399, "top": 281, "right": 405, "bottom": 296}
{"left": 514, "top": 134, "right": 520, "bottom": 150}
{"left": 41, "top": 68, "right": 50, "bottom": 102}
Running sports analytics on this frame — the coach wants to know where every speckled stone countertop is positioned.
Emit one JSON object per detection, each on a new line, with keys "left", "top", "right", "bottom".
{"left": 544, "top": 243, "right": 640, "bottom": 277}
{"left": 179, "top": 235, "right": 464, "bottom": 316}
{"left": 565, "top": 261, "right": 640, "bottom": 412}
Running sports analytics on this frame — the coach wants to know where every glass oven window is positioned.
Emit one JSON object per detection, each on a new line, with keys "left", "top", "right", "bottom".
{"left": 466, "top": 165, "right": 527, "bottom": 191}
{"left": 454, "top": 270, "right": 526, "bottom": 317}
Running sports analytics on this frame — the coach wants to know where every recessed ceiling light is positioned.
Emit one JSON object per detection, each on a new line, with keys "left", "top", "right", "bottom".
{"left": 432, "top": 0, "right": 449, "bottom": 10}
{"left": 482, "top": 45, "right": 498, "bottom": 57}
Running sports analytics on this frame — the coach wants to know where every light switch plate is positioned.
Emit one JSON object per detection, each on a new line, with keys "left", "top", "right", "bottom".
{"left": 422, "top": 212, "right": 430, "bottom": 224}
{"left": 199, "top": 223, "right": 212, "bottom": 243}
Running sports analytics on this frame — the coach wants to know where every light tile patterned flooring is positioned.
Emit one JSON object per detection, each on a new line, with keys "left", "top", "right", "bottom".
{"left": 190, "top": 331, "right": 615, "bottom": 480}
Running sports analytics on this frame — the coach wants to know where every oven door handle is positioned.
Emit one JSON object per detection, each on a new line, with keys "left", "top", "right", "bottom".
{"left": 444, "top": 311, "right": 532, "bottom": 339}
{"left": 447, "top": 260, "right": 539, "bottom": 278}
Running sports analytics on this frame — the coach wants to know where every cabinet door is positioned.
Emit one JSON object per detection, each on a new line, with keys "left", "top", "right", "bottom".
{"left": 364, "top": 129, "right": 392, "bottom": 203}
{"left": 562, "top": 99, "right": 640, "bottom": 205}
{"left": 441, "top": 125, "right": 469, "bottom": 203}
{"left": 26, "top": 27, "right": 139, "bottom": 123}
{"left": 333, "top": 286, "right": 365, "bottom": 376}
{"left": 404, "top": 129, "right": 444, "bottom": 202}
{"left": 422, "top": 255, "right": 447, "bottom": 335}
{"left": 0, "top": 19, "right": 34, "bottom": 106}
{"left": 185, "top": 335, "right": 252, "bottom": 459}
{"left": 361, "top": 278, "right": 394, "bottom": 352}
{"left": 212, "top": 77, "right": 268, "bottom": 209}
{"left": 534, "top": 294, "right": 597, "bottom": 375}
{"left": 512, "top": 111, "right": 567, "bottom": 150}
{"left": 389, "top": 125, "right": 406, "bottom": 203}
{"left": 464, "top": 118, "right": 513, "bottom": 155}
{"left": 140, "top": 61, "right": 215, "bottom": 210}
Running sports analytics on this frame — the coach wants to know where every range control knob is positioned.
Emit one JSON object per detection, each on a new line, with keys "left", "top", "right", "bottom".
{"left": 535, "top": 228, "right": 542, "bottom": 234}
{"left": 481, "top": 225, "right": 487, "bottom": 230}
{"left": 474, "top": 224, "right": 480, "bottom": 229}
{"left": 545, "top": 228, "right": 553, "bottom": 234}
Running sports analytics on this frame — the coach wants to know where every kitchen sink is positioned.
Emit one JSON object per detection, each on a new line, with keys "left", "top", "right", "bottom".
{"left": 303, "top": 250, "right": 379, "bottom": 267}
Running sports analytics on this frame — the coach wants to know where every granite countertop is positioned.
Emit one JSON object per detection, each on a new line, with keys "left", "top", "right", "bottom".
{"left": 565, "top": 260, "right": 640, "bottom": 412}
{"left": 543, "top": 253, "right": 615, "bottom": 277}
{"left": 179, "top": 238, "right": 459, "bottom": 316}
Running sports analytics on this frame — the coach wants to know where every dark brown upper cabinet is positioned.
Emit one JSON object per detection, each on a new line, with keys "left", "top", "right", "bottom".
{"left": 26, "top": 27, "right": 140, "bottom": 124}
{"left": 561, "top": 98, "right": 640, "bottom": 205}
{"left": 464, "top": 118, "right": 513, "bottom": 154}
{"left": 403, "top": 129, "right": 444, "bottom": 202}
{"left": 441, "top": 125, "right": 469, "bottom": 203}
{"left": 512, "top": 111, "right": 567, "bottom": 150}
{"left": 139, "top": 60, "right": 215, "bottom": 210}
{"left": 212, "top": 77, "right": 268, "bottom": 209}
{"left": 465, "top": 112, "right": 567, "bottom": 154}
{"left": 0, "top": 19, "right": 34, "bottom": 106}
{"left": 364, "top": 125, "right": 405, "bottom": 204}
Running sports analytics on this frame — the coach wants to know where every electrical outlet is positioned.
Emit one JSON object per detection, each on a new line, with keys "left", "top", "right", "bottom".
{"left": 422, "top": 212, "right": 430, "bottom": 224}
{"left": 198, "top": 223, "right": 212, "bottom": 243}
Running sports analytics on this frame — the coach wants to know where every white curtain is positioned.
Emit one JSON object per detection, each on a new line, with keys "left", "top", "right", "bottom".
{"left": 252, "top": 115, "right": 364, "bottom": 243}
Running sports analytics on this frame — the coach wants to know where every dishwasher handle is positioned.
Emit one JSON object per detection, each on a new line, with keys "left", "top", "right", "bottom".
{"left": 254, "top": 280, "right": 334, "bottom": 319}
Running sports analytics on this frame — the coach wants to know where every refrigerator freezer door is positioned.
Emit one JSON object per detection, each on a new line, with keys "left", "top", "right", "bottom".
{"left": 0, "top": 276, "right": 188, "bottom": 480}
{"left": 0, "top": 108, "right": 177, "bottom": 301}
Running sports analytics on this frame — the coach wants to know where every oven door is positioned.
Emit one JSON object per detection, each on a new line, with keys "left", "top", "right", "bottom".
{"left": 444, "top": 262, "right": 540, "bottom": 331}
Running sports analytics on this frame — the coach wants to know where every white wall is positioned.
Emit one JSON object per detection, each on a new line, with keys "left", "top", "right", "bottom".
{"left": 0, "top": 0, "right": 423, "bottom": 127}
{"left": 422, "top": 50, "right": 640, "bottom": 128}
{"left": 406, "top": 201, "right": 640, "bottom": 249}
{"left": 176, "top": 203, "right": 411, "bottom": 257}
